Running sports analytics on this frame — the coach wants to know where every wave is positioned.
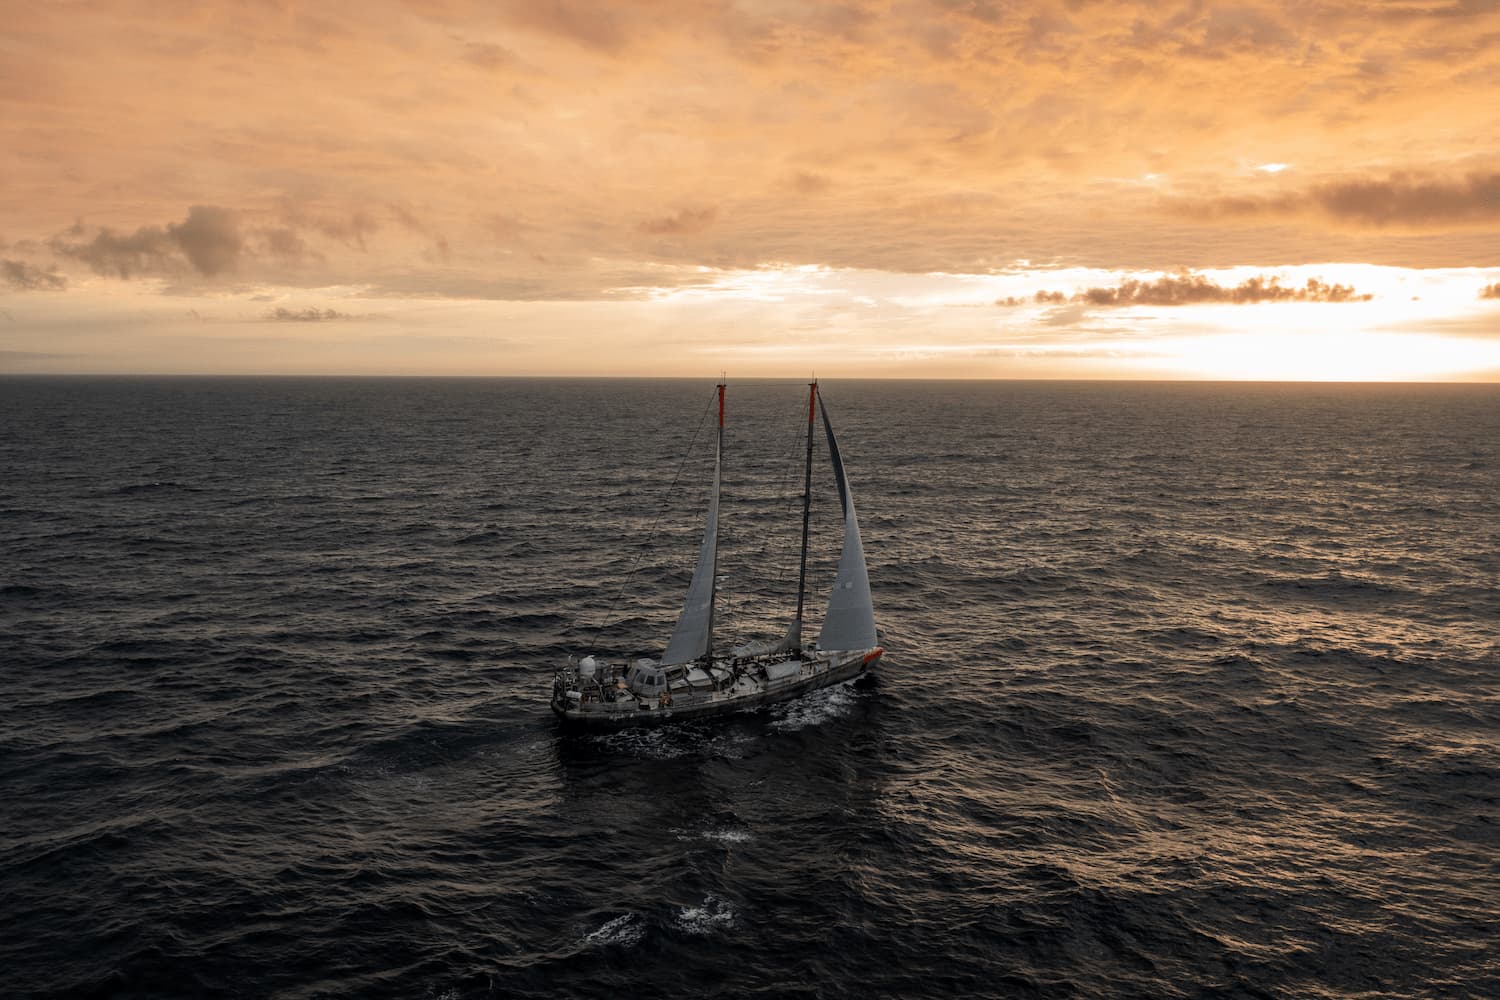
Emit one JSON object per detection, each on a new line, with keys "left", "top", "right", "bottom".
{"left": 673, "top": 895, "right": 737, "bottom": 936}
{"left": 581, "top": 912, "right": 645, "bottom": 949}
{"left": 4, "top": 377, "right": 1497, "bottom": 1000}
{"left": 108, "top": 480, "right": 205, "bottom": 496}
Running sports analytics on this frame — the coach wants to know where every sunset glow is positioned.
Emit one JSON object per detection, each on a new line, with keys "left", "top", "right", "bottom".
{"left": 3, "top": 1, "right": 1499, "bottom": 379}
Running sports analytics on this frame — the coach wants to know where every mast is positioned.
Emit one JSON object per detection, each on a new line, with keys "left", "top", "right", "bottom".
{"left": 789, "top": 379, "right": 817, "bottom": 651}
{"left": 708, "top": 380, "right": 723, "bottom": 657}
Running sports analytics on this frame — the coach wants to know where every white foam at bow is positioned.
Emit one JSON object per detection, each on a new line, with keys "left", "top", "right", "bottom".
{"left": 769, "top": 679, "right": 859, "bottom": 732}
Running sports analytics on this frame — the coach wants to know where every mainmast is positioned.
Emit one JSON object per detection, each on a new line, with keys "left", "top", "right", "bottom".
{"left": 789, "top": 379, "right": 817, "bottom": 652}
{"left": 707, "top": 380, "right": 724, "bottom": 658}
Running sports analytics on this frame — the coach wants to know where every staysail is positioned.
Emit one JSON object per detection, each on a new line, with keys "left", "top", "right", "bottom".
{"left": 817, "top": 396, "right": 878, "bottom": 650}
{"left": 662, "top": 384, "right": 724, "bottom": 665}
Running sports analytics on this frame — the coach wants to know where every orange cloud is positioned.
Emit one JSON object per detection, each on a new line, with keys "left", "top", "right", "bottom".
{"left": 501, "top": 0, "right": 631, "bottom": 53}
{"left": 639, "top": 207, "right": 718, "bottom": 236}
{"left": 4, "top": 1, "right": 1500, "bottom": 375}
{"left": 461, "top": 42, "right": 516, "bottom": 70}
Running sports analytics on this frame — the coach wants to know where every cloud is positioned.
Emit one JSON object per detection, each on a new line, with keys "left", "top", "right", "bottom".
{"left": 461, "top": 42, "right": 516, "bottom": 70}
{"left": 788, "top": 172, "right": 832, "bottom": 195}
{"left": 1172, "top": 172, "right": 1500, "bottom": 229}
{"left": 169, "top": 206, "right": 242, "bottom": 276}
{"left": 52, "top": 205, "right": 243, "bottom": 278}
{"left": 1077, "top": 273, "right": 1372, "bottom": 305}
{"left": 2, "top": 258, "right": 68, "bottom": 291}
{"left": 263, "top": 227, "right": 313, "bottom": 261}
{"left": 504, "top": 1, "right": 627, "bottom": 52}
{"left": 998, "top": 290, "right": 1067, "bottom": 306}
{"left": 274, "top": 200, "right": 381, "bottom": 252}
{"left": 310, "top": 210, "right": 380, "bottom": 251}
{"left": 1040, "top": 303, "right": 1091, "bottom": 327}
{"left": 52, "top": 221, "right": 173, "bottom": 278}
{"left": 639, "top": 206, "right": 718, "bottom": 235}
{"left": 1482, "top": 282, "right": 1500, "bottom": 300}
{"left": 7, "top": 0, "right": 1500, "bottom": 334}
{"left": 265, "top": 306, "right": 362, "bottom": 322}
{"left": 1000, "top": 272, "right": 1372, "bottom": 307}
{"left": 388, "top": 202, "right": 451, "bottom": 262}
{"left": 388, "top": 202, "right": 428, "bottom": 234}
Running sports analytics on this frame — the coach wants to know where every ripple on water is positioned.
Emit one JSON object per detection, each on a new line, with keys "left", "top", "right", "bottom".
{"left": 2, "top": 378, "right": 1498, "bottom": 1000}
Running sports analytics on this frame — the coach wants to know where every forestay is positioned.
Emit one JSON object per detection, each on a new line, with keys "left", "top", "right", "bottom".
{"left": 662, "top": 394, "right": 723, "bottom": 665}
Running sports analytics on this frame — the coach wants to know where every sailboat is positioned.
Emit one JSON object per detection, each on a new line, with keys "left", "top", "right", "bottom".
{"left": 551, "top": 380, "right": 883, "bottom": 728}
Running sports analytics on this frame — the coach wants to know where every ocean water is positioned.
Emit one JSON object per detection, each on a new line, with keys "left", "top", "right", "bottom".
{"left": 2, "top": 376, "right": 1497, "bottom": 999}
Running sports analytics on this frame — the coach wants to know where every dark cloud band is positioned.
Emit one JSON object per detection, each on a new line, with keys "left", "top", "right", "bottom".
{"left": 999, "top": 272, "right": 1372, "bottom": 307}
{"left": 1171, "top": 172, "right": 1500, "bottom": 229}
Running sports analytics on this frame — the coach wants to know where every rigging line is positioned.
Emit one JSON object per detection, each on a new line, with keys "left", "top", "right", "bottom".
{"left": 771, "top": 402, "right": 811, "bottom": 588}
{"left": 587, "top": 386, "right": 717, "bottom": 653}
{"left": 714, "top": 398, "right": 809, "bottom": 638}
{"left": 738, "top": 404, "right": 804, "bottom": 585}
{"left": 720, "top": 391, "right": 807, "bottom": 634}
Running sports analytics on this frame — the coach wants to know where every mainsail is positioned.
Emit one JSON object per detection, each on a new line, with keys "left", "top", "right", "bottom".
{"left": 662, "top": 384, "right": 724, "bottom": 665}
{"left": 816, "top": 398, "right": 878, "bottom": 650}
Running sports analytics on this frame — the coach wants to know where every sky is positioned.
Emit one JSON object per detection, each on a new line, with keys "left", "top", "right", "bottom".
{"left": 3, "top": 0, "right": 1500, "bottom": 380}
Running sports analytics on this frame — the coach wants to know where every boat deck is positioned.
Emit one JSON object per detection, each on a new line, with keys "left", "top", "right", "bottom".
{"left": 552, "top": 647, "right": 882, "bottom": 728}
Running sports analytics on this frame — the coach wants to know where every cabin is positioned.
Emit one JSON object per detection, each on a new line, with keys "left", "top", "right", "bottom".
{"left": 625, "top": 658, "right": 669, "bottom": 697}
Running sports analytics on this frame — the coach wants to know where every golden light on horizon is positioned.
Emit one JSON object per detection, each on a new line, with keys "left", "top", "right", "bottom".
{"left": 1131, "top": 330, "right": 1500, "bottom": 382}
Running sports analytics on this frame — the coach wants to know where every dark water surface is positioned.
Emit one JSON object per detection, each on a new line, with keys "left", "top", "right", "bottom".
{"left": 2, "top": 377, "right": 1497, "bottom": 999}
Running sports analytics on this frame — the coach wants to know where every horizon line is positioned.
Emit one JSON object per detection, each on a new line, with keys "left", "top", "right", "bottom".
{"left": 3, "top": 372, "right": 1499, "bottom": 385}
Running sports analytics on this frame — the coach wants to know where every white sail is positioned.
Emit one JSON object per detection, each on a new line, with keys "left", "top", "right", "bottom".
{"left": 662, "top": 412, "right": 721, "bottom": 664}
{"left": 817, "top": 399, "right": 878, "bottom": 651}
